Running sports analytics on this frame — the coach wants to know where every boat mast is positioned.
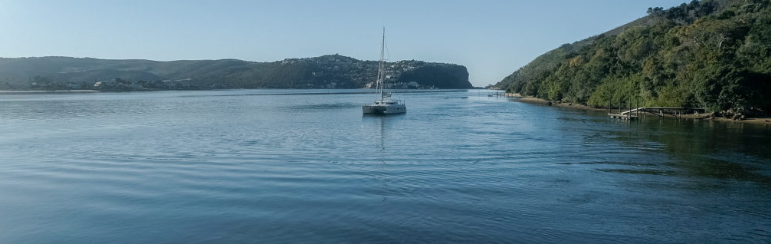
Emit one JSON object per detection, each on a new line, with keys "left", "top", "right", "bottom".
{"left": 377, "top": 27, "right": 386, "bottom": 100}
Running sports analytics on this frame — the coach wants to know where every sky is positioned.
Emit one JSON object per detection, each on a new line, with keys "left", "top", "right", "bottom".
{"left": 0, "top": 0, "right": 689, "bottom": 87}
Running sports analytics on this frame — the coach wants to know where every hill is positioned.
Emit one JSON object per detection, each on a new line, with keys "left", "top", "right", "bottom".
{"left": 0, "top": 55, "right": 473, "bottom": 90}
{"left": 496, "top": 0, "right": 770, "bottom": 115}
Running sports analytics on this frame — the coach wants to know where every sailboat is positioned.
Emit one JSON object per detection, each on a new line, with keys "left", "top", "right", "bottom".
{"left": 362, "top": 28, "right": 406, "bottom": 115}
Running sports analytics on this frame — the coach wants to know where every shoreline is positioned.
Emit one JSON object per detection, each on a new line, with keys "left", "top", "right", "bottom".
{"left": 0, "top": 90, "right": 99, "bottom": 94}
{"left": 504, "top": 93, "right": 606, "bottom": 111}
{"left": 0, "top": 88, "right": 468, "bottom": 95}
{"left": 505, "top": 93, "right": 771, "bottom": 125}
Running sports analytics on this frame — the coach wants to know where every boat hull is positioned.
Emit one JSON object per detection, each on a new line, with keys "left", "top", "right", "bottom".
{"left": 362, "top": 104, "right": 406, "bottom": 115}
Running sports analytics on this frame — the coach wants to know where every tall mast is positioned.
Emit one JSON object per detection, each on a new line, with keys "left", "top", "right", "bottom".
{"left": 378, "top": 27, "right": 385, "bottom": 99}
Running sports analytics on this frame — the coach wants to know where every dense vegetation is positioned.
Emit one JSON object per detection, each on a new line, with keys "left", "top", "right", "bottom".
{"left": 497, "top": 0, "right": 771, "bottom": 115}
{"left": 0, "top": 55, "right": 472, "bottom": 90}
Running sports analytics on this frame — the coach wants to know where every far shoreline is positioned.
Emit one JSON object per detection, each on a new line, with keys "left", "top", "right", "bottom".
{"left": 504, "top": 93, "right": 771, "bottom": 126}
{"left": 0, "top": 90, "right": 100, "bottom": 94}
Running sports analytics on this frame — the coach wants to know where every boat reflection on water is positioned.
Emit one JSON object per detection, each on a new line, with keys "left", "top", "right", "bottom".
{"left": 362, "top": 115, "right": 389, "bottom": 151}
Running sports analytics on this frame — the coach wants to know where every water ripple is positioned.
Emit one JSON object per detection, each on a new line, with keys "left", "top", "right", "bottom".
{"left": 1, "top": 90, "right": 770, "bottom": 243}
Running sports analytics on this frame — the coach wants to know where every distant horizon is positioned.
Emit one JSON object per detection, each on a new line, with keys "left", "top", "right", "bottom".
{"left": 0, "top": 0, "right": 689, "bottom": 86}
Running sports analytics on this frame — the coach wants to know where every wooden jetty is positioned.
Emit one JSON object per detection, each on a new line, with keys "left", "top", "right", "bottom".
{"left": 608, "top": 112, "right": 638, "bottom": 120}
{"left": 606, "top": 95, "right": 706, "bottom": 121}
{"left": 609, "top": 107, "right": 706, "bottom": 120}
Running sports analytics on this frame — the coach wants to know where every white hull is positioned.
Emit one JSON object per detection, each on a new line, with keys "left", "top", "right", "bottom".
{"left": 362, "top": 102, "right": 406, "bottom": 115}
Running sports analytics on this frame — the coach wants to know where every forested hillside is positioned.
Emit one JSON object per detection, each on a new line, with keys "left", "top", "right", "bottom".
{"left": 497, "top": 0, "right": 771, "bottom": 115}
{"left": 0, "top": 55, "right": 473, "bottom": 90}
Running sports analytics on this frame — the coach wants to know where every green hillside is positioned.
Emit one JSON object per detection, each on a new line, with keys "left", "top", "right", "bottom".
{"left": 0, "top": 55, "right": 472, "bottom": 90}
{"left": 497, "top": 0, "right": 771, "bottom": 115}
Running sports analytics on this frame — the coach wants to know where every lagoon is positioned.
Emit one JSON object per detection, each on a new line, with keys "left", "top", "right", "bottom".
{"left": 1, "top": 89, "right": 769, "bottom": 243}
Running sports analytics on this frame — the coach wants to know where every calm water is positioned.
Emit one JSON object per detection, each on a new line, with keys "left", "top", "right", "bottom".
{"left": 1, "top": 89, "right": 770, "bottom": 243}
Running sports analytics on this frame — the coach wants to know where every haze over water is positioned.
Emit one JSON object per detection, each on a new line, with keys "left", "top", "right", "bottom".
{"left": 1, "top": 90, "right": 770, "bottom": 243}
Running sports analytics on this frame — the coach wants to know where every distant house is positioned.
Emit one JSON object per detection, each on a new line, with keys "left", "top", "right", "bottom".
{"left": 93, "top": 81, "right": 102, "bottom": 87}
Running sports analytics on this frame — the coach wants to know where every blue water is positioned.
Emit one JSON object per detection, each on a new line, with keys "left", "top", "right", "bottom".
{"left": 1, "top": 90, "right": 770, "bottom": 243}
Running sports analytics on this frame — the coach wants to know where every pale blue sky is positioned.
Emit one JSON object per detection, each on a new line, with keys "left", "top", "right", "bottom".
{"left": 0, "top": 0, "right": 687, "bottom": 86}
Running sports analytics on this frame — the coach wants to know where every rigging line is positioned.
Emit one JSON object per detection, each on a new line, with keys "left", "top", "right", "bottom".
{"left": 385, "top": 43, "right": 390, "bottom": 61}
{"left": 382, "top": 27, "right": 390, "bottom": 62}
{"left": 385, "top": 38, "right": 391, "bottom": 62}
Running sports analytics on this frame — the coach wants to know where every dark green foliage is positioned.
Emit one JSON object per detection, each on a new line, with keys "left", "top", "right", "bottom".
{"left": 398, "top": 65, "right": 472, "bottom": 89}
{"left": 0, "top": 55, "right": 472, "bottom": 90}
{"left": 496, "top": 0, "right": 771, "bottom": 114}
